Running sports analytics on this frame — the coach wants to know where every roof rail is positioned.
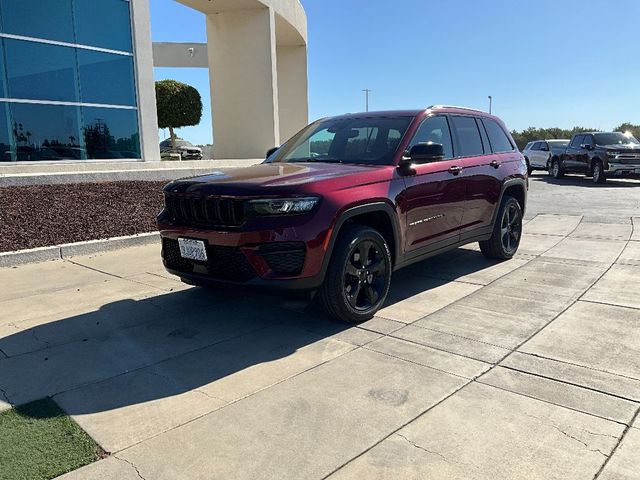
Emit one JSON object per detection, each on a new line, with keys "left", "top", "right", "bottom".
{"left": 428, "top": 105, "right": 488, "bottom": 114}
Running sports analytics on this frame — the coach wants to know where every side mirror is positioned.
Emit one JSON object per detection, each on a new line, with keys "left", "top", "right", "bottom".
{"left": 409, "top": 142, "right": 445, "bottom": 164}
{"left": 266, "top": 147, "right": 279, "bottom": 159}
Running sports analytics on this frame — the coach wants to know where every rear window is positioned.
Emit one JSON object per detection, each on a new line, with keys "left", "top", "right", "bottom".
{"left": 482, "top": 119, "right": 514, "bottom": 153}
{"left": 451, "top": 116, "right": 484, "bottom": 157}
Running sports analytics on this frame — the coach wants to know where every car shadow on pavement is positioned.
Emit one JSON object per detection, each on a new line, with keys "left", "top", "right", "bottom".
{"left": 0, "top": 248, "right": 497, "bottom": 416}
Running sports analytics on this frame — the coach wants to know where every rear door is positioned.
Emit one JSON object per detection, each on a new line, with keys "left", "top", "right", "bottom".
{"left": 530, "top": 142, "right": 544, "bottom": 168}
{"left": 459, "top": 116, "right": 518, "bottom": 233}
{"left": 402, "top": 115, "right": 467, "bottom": 253}
{"left": 579, "top": 134, "right": 594, "bottom": 172}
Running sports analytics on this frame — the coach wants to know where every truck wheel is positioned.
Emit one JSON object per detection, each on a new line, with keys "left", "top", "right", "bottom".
{"left": 592, "top": 161, "right": 607, "bottom": 184}
{"left": 318, "top": 225, "right": 392, "bottom": 323}
{"left": 479, "top": 195, "right": 522, "bottom": 260}
{"left": 550, "top": 159, "right": 564, "bottom": 179}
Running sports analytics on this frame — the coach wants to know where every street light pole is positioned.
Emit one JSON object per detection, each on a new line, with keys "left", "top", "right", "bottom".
{"left": 488, "top": 95, "right": 493, "bottom": 114}
{"left": 363, "top": 89, "right": 372, "bottom": 112}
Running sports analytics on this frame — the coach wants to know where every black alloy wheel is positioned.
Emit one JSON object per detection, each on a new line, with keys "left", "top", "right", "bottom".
{"left": 319, "top": 225, "right": 392, "bottom": 323}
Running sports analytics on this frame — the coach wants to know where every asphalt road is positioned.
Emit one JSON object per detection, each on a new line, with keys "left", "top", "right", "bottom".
{"left": 526, "top": 171, "right": 640, "bottom": 219}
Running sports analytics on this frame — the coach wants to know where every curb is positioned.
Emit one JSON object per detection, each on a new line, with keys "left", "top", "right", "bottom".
{"left": 0, "top": 232, "right": 160, "bottom": 268}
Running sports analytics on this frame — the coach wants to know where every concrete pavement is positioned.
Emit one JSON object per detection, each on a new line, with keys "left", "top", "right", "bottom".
{"left": 1, "top": 176, "right": 640, "bottom": 479}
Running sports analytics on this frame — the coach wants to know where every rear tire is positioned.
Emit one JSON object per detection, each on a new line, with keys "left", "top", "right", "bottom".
{"left": 592, "top": 161, "right": 607, "bottom": 184}
{"left": 479, "top": 196, "right": 523, "bottom": 260}
{"left": 550, "top": 158, "right": 564, "bottom": 179}
{"left": 318, "top": 225, "right": 392, "bottom": 323}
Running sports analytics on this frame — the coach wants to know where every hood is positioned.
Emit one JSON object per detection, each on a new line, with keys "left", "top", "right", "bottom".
{"left": 165, "top": 162, "right": 390, "bottom": 196}
{"left": 601, "top": 144, "right": 640, "bottom": 152}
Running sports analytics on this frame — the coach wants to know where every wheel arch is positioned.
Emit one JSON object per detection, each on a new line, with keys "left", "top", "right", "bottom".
{"left": 492, "top": 179, "right": 527, "bottom": 225}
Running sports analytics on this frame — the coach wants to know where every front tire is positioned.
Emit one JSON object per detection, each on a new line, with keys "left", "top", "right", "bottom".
{"left": 479, "top": 196, "right": 523, "bottom": 260}
{"left": 592, "top": 161, "right": 607, "bottom": 184}
{"left": 550, "top": 158, "right": 564, "bottom": 179}
{"left": 318, "top": 225, "right": 392, "bottom": 323}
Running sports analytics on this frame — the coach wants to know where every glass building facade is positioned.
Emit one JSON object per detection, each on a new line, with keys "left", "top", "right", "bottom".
{"left": 0, "top": 0, "right": 141, "bottom": 161}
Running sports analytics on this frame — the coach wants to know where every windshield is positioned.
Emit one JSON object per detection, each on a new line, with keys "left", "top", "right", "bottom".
{"left": 594, "top": 132, "right": 639, "bottom": 146}
{"left": 268, "top": 116, "right": 413, "bottom": 166}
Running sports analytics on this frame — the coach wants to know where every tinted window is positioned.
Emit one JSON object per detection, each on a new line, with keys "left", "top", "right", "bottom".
{"left": 0, "top": 39, "right": 5, "bottom": 98}
{"left": 531, "top": 142, "right": 542, "bottom": 151}
{"left": 570, "top": 135, "right": 584, "bottom": 148}
{"left": 582, "top": 135, "right": 593, "bottom": 147}
{"left": 0, "top": 102, "right": 12, "bottom": 161}
{"left": 483, "top": 118, "right": 514, "bottom": 153}
{"left": 451, "top": 116, "right": 484, "bottom": 157}
{"left": 9, "top": 103, "right": 83, "bottom": 161}
{"left": 408, "top": 115, "right": 454, "bottom": 159}
{"left": 594, "top": 132, "right": 640, "bottom": 146}
{"left": 524, "top": 142, "right": 534, "bottom": 151}
{"left": 274, "top": 116, "right": 413, "bottom": 166}
{"left": 0, "top": 0, "right": 75, "bottom": 43}
{"left": 4, "top": 39, "right": 79, "bottom": 102}
{"left": 74, "top": 0, "right": 133, "bottom": 52}
{"left": 78, "top": 50, "right": 137, "bottom": 106}
{"left": 82, "top": 107, "right": 141, "bottom": 159}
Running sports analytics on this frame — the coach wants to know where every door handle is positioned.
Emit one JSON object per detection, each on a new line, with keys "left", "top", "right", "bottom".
{"left": 490, "top": 160, "right": 501, "bottom": 169}
{"left": 448, "top": 166, "right": 463, "bottom": 175}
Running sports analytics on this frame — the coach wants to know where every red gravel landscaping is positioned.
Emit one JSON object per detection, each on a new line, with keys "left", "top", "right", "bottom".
{"left": 0, "top": 181, "right": 167, "bottom": 253}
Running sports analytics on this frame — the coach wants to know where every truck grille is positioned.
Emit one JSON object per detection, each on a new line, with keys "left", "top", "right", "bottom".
{"left": 615, "top": 154, "right": 640, "bottom": 165}
{"left": 165, "top": 193, "right": 245, "bottom": 228}
{"left": 162, "top": 238, "right": 257, "bottom": 282}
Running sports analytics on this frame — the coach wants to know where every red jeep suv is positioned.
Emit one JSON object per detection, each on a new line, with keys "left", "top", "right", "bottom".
{"left": 158, "top": 106, "right": 527, "bottom": 323}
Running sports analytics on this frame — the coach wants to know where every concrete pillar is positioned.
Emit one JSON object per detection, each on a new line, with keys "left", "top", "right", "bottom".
{"left": 277, "top": 45, "right": 308, "bottom": 144}
{"left": 130, "top": 0, "right": 160, "bottom": 161}
{"left": 206, "top": 8, "right": 280, "bottom": 159}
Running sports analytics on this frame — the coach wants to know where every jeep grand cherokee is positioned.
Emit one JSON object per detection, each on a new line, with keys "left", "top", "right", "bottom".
{"left": 158, "top": 106, "right": 527, "bottom": 323}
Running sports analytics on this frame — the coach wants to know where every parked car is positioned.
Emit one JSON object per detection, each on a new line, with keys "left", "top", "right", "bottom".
{"left": 549, "top": 132, "right": 640, "bottom": 183}
{"left": 157, "top": 106, "right": 527, "bottom": 322}
{"left": 522, "top": 139, "right": 570, "bottom": 174}
{"left": 160, "top": 139, "right": 203, "bottom": 160}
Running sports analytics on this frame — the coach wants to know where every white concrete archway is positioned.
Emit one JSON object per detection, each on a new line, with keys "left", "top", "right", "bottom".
{"left": 153, "top": 0, "right": 308, "bottom": 159}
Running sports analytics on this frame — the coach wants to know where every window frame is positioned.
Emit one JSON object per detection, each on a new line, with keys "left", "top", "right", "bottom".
{"left": 449, "top": 114, "right": 486, "bottom": 159}
{"left": 480, "top": 117, "right": 516, "bottom": 154}
{"left": 406, "top": 114, "right": 455, "bottom": 162}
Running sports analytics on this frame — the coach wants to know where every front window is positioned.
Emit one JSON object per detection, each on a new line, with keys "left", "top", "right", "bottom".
{"left": 268, "top": 116, "right": 413, "bottom": 166}
{"left": 594, "top": 132, "right": 640, "bottom": 146}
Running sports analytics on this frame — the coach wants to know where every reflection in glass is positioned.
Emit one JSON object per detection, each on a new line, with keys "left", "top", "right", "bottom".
{"left": 82, "top": 107, "right": 140, "bottom": 159}
{"left": 0, "top": 102, "right": 13, "bottom": 161}
{"left": 9, "top": 103, "right": 84, "bottom": 161}
{"left": 78, "top": 50, "right": 136, "bottom": 106}
{"left": 0, "top": 0, "right": 75, "bottom": 43}
{"left": 73, "top": 0, "right": 133, "bottom": 52}
{"left": 4, "top": 39, "right": 79, "bottom": 102}
{"left": 0, "top": 38, "right": 6, "bottom": 98}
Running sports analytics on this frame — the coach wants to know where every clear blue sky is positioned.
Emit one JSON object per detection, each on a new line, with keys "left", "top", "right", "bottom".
{"left": 151, "top": 0, "right": 640, "bottom": 145}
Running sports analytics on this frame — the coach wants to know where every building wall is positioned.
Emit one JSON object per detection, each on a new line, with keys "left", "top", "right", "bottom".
{"left": 0, "top": 0, "right": 151, "bottom": 163}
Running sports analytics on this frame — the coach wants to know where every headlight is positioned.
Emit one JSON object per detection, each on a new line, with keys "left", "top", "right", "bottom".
{"left": 248, "top": 197, "right": 320, "bottom": 216}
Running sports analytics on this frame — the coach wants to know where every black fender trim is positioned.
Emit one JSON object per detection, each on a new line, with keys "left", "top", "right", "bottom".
{"left": 321, "top": 202, "right": 402, "bottom": 278}
{"left": 493, "top": 178, "right": 527, "bottom": 224}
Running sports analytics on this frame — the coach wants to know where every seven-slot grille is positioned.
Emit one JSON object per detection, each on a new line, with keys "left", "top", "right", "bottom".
{"left": 165, "top": 193, "right": 245, "bottom": 228}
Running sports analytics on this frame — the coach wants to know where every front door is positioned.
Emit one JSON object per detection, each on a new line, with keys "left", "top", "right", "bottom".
{"left": 401, "top": 115, "right": 467, "bottom": 253}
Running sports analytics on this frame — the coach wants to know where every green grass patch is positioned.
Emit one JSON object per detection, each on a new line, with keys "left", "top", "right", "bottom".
{"left": 0, "top": 398, "right": 104, "bottom": 480}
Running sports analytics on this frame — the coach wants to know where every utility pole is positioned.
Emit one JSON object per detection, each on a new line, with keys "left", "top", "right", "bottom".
{"left": 363, "top": 89, "right": 372, "bottom": 112}
{"left": 488, "top": 95, "right": 493, "bottom": 114}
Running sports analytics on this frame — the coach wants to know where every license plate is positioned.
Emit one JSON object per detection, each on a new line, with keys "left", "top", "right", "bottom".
{"left": 178, "top": 238, "right": 208, "bottom": 262}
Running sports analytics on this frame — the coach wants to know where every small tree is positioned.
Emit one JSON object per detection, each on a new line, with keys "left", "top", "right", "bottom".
{"left": 155, "top": 80, "right": 203, "bottom": 152}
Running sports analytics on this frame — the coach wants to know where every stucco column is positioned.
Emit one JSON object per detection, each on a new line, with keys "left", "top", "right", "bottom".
{"left": 277, "top": 45, "right": 308, "bottom": 143}
{"left": 130, "top": 0, "right": 161, "bottom": 161}
{"left": 206, "top": 8, "right": 280, "bottom": 159}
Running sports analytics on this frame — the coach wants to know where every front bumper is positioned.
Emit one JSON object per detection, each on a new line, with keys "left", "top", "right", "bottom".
{"left": 157, "top": 210, "right": 331, "bottom": 291}
{"left": 606, "top": 163, "right": 640, "bottom": 177}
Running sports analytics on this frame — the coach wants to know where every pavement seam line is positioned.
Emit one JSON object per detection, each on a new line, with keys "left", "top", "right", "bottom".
{"left": 496, "top": 364, "right": 640, "bottom": 405}
{"left": 593, "top": 407, "right": 640, "bottom": 480}
{"left": 578, "top": 298, "right": 640, "bottom": 312}
{"left": 513, "top": 351, "right": 640, "bottom": 384}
